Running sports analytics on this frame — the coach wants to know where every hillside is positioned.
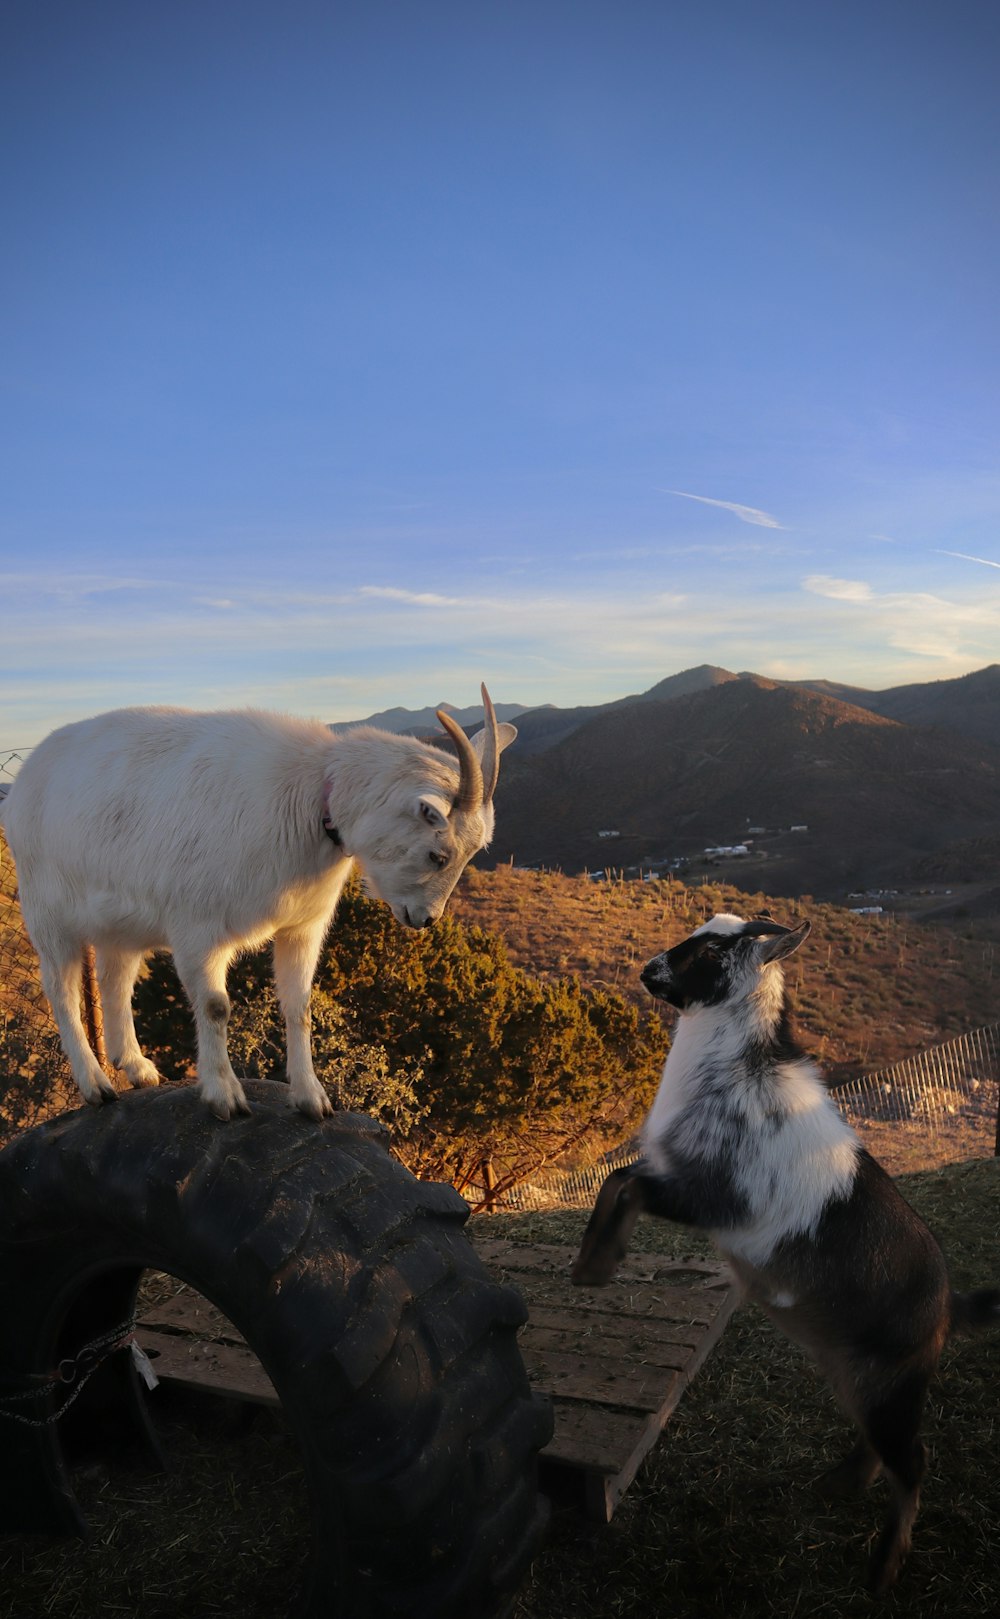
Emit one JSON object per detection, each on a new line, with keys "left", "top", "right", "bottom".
{"left": 450, "top": 865, "right": 999, "bottom": 1082}
{"left": 507, "top": 664, "right": 742, "bottom": 754}
{"left": 487, "top": 678, "right": 1000, "bottom": 896}
{"left": 797, "top": 663, "right": 1000, "bottom": 749}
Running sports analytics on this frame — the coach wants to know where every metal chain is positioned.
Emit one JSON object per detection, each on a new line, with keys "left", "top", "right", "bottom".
{"left": 0, "top": 1315, "right": 138, "bottom": 1428}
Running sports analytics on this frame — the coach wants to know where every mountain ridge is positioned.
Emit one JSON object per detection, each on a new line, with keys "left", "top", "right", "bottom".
{"left": 487, "top": 674, "right": 1000, "bottom": 901}
{"left": 337, "top": 662, "right": 1000, "bottom": 753}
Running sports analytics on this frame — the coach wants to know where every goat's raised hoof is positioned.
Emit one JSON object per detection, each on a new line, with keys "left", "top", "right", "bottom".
{"left": 570, "top": 1254, "right": 618, "bottom": 1287}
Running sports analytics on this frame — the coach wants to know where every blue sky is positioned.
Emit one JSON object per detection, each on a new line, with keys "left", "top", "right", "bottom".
{"left": 2, "top": 0, "right": 999, "bottom": 745}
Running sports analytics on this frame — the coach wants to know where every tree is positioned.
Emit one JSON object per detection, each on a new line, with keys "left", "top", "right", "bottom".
{"left": 132, "top": 885, "right": 663, "bottom": 1203}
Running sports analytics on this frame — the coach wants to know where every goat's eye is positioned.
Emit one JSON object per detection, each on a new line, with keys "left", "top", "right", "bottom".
{"left": 428, "top": 849, "right": 448, "bottom": 870}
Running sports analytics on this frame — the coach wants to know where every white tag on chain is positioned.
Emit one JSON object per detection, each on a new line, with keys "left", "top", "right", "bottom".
{"left": 130, "top": 1340, "right": 160, "bottom": 1390}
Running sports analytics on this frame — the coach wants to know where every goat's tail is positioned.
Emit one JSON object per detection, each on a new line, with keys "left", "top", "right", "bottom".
{"left": 950, "top": 1287, "right": 1000, "bottom": 1336}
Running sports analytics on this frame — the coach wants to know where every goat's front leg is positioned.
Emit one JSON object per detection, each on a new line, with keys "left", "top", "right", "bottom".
{"left": 572, "top": 1165, "right": 700, "bottom": 1286}
{"left": 172, "top": 942, "right": 248, "bottom": 1120}
{"left": 272, "top": 921, "right": 333, "bottom": 1120}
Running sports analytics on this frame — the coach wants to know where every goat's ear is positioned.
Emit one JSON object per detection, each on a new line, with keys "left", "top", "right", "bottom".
{"left": 417, "top": 794, "right": 451, "bottom": 829}
{"left": 755, "top": 920, "right": 811, "bottom": 965}
{"left": 471, "top": 721, "right": 518, "bottom": 759}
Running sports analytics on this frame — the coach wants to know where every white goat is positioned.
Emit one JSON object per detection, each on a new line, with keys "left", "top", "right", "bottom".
{"left": 573, "top": 913, "right": 1000, "bottom": 1592}
{"left": 1, "top": 686, "right": 514, "bottom": 1122}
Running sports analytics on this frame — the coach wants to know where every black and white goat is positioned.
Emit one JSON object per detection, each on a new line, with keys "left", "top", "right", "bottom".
{"left": 572, "top": 912, "right": 999, "bottom": 1593}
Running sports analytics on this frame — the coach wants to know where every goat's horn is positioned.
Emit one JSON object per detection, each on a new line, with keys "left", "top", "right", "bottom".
{"left": 479, "top": 683, "right": 500, "bottom": 805}
{"left": 740, "top": 918, "right": 792, "bottom": 937}
{"left": 436, "top": 707, "right": 484, "bottom": 813}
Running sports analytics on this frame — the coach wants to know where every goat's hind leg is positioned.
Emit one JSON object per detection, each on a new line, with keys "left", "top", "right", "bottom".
{"left": 816, "top": 1436, "right": 882, "bottom": 1500}
{"left": 862, "top": 1378, "right": 929, "bottom": 1595}
{"left": 38, "top": 942, "right": 117, "bottom": 1106}
{"left": 96, "top": 947, "right": 160, "bottom": 1088}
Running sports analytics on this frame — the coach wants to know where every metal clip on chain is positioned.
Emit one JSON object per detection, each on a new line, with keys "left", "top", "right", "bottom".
{"left": 0, "top": 1315, "right": 139, "bottom": 1429}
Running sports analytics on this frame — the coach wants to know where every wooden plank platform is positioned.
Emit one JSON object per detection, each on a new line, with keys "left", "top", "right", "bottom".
{"left": 472, "top": 1242, "right": 738, "bottom": 1520}
{"left": 137, "top": 1242, "right": 738, "bottom": 1523}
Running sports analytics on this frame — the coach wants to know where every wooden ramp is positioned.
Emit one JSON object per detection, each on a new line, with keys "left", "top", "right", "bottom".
{"left": 471, "top": 1242, "right": 738, "bottom": 1520}
{"left": 137, "top": 1242, "right": 738, "bottom": 1523}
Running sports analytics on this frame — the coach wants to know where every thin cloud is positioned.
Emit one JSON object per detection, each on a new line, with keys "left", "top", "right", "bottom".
{"left": 359, "top": 586, "right": 469, "bottom": 607}
{"left": 803, "top": 575, "right": 874, "bottom": 602}
{"left": 0, "top": 571, "right": 165, "bottom": 599}
{"left": 659, "top": 488, "right": 784, "bottom": 529}
{"left": 934, "top": 549, "right": 1000, "bottom": 571}
{"left": 6, "top": 561, "right": 998, "bottom": 743}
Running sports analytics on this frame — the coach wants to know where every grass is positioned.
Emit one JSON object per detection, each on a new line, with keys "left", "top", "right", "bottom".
{"left": 1, "top": 1158, "right": 997, "bottom": 1618}
{"left": 506, "top": 1158, "right": 1000, "bottom": 1618}
{"left": 450, "top": 867, "right": 999, "bottom": 1081}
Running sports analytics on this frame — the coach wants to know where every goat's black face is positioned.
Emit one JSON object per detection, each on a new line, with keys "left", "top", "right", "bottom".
{"left": 640, "top": 932, "right": 732, "bottom": 1010}
{"left": 641, "top": 914, "right": 811, "bottom": 1012}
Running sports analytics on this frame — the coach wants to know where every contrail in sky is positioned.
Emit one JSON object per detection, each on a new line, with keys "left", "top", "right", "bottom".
{"left": 934, "top": 549, "right": 1000, "bottom": 571}
{"left": 660, "top": 489, "right": 783, "bottom": 529}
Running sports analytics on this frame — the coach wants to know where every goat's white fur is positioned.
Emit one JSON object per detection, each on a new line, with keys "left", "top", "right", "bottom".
{"left": 1, "top": 698, "right": 515, "bottom": 1120}
{"left": 640, "top": 914, "right": 858, "bottom": 1266}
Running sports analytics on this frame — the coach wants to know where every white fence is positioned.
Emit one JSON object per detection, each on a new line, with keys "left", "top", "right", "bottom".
{"left": 504, "top": 1023, "right": 1000, "bottom": 1211}
{"left": 833, "top": 1024, "right": 999, "bottom": 1133}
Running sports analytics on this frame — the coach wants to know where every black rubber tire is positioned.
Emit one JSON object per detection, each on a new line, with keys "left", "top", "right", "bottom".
{"left": 0, "top": 1080, "right": 552, "bottom": 1618}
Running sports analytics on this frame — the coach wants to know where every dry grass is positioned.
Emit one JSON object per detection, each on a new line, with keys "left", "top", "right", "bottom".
{"left": 1, "top": 1160, "right": 997, "bottom": 1618}
{"left": 452, "top": 866, "right": 999, "bottom": 1081}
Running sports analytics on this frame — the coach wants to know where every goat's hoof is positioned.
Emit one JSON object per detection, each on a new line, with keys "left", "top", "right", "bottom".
{"left": 868, "top": 1555, "right": 903, "bottom": 1598}
{"left": 867, "top": 1531, "right": 909, "bottom": 1596}
{"left": 87, "top": 1081, "right": 118, "bottom": 1107}
{"left": 127, "top": 1062, "right": 161, "bottom": 1090}
{"left": 294, "top": 1094, "right": 334, "bottom": 1122}
{"left": 570, "top": 1261, "right": 614, "bottom": 1288}
{"left": 207, "top": 1092, "right": 251, "bottom": 1121}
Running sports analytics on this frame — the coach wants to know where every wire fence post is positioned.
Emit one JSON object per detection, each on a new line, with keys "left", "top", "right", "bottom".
{"left": 481, "top": 1157, "right": 498, "bottom": 1214}
{"left": 81, "top": 946, "right": 108, "bottom": 1073}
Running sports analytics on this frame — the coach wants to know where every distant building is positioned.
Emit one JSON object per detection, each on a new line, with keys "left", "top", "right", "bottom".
{"left": 597, "top": 829, "right": 621, "bottom": 839}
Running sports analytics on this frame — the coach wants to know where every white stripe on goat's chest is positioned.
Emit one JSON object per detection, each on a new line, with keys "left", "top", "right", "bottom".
{"left": 641, "top": 1008, "right": 859, "bottom": 1266}
{"left": 640, "top": 1011, "right": 743, "bottom": 1171}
